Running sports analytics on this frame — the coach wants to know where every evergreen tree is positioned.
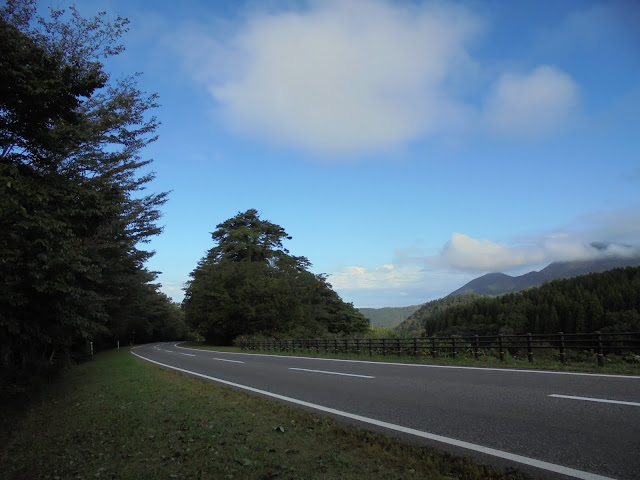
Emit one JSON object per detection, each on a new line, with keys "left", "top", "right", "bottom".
{"left": 183, "top": 210, "right": 369, "bottom": 344}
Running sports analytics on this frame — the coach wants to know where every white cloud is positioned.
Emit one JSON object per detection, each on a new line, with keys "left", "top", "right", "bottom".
{"left": 328, "top": 264, "right": 421, "bottom": 290}
{"left": 329, "top": 207, "right": 640, "bottom": 307}
{"left": 484, "top": 65, "right": 579, "bottom": 138}
{"left": 171, "top": 2, "right": 589, "bottom": 154}
{"left": 433, "top": 208, "right": 640, "bottom": 272}
{"left": 176, "top": 0, "right": 482, "bottom": 155}
{"left": 328, "top": 264, "right": 475, "bottom": 308}
{"left": 158, "top": 278, "right": 189, "bottom": 303}
{"left": 438, "top": 233, "right": 546, "bottom": 270}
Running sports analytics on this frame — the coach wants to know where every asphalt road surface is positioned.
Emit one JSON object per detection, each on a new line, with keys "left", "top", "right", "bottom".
{"left": 132, "top": 343, "right": 640, "bottom": 480}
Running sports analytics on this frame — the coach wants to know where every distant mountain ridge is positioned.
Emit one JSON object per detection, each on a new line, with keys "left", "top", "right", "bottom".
{"left": 358, "top": 305, "right": 421, "bottom": 328}
{"left": 448, "top": 256, "right": 640, "bottom": 297}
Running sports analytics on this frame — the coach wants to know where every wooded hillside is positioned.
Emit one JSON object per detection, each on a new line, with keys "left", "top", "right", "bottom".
{"left": 396, "top": 294, "right": 482, "bottom": 335}
{"left": 424, "top": 267, "right": 640, "bottom": 336}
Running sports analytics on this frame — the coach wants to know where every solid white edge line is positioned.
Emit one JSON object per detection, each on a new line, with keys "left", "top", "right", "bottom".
{"left": 549, "top": 394, "right": 640, "bottom": 407}
{"left": 131, "top": 348, "right": 615, "bottom": 480}
{"left": 289, "top": 367, "right": 374, "bottom": 378}
{"left": 173, "top": 344, "right": 640, "bottom": 380}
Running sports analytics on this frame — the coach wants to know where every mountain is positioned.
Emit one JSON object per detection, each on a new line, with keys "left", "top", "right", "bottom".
{"left": 358, "top": 305, "right": 422, "bottom": 328}
{"left": 395, "top": 294, "right": 481, "bottom": 335}
{"left": 448, "top": 256, "right": 640, "bottom": 297}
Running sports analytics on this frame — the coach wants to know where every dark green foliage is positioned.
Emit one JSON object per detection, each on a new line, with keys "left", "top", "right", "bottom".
{"left": 0, "top": 1, "right": 186, "bottom": 396}
{"left": 183, "top": 209, "right": 369, "bottom": 344}
{"left": 424, "top": 267, "right": 640, "bottom": 336}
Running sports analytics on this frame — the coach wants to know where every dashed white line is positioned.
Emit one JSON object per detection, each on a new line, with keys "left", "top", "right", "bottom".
{"left": 180, "top": 353, "right": 196, "bottom": 357}
{"left": 289, "top": 367, "right": 374, "bottom": 378}
{"left": 130, "top": 350, "right": 614, "bottom": 480}
{"left": 549, "top": 394, "right": 640, "bottom": 407}
{"left": 212, "top": 357, "right": 244, "bottom": 364}
{"left": 173, "top": 345, "right": 640, "bottom": 379}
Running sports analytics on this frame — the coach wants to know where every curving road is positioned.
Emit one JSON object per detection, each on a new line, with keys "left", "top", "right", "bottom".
{"left": 132, "top": 343, "right": 640, "bottom": 480}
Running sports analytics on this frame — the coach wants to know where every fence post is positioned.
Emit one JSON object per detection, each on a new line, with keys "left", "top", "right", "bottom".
{"left": 396, "top": 338, "right": 401, "bottom": 356}
{"left": 498, "top": 334, "right": 505, "bottom": 361}
{"left": 334, "top": 338, "right": 338, "bottom": 354}
{"left": 431, "top": 336, "right": 438, "bottom": 359}
{"left": 382, "top": 338, "right": 387, "bottom": 356}
{"left": 558, "top": 332, "right": 566, "bottom": 364}
{"left": 474, "top": 334, "right": 479, "bottom": 360}
{"left": 596, "top": 331, "right": 604, "bottom": 366}
{"left": 451, "top": 337, "right": 457, "bottom": 359}
{"left": 527, "top": 333, "right": 534, "bottom": 363}
{"left": 369, "top": 338, "right": 373, "bottom": 356}
{"left": 413, "top": 337, "right": 418, "bottom": 356}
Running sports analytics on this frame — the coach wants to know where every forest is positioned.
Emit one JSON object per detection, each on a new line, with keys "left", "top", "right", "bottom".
{"left": 0, "top": 2, "right": 188, "bottom": 398}
{"left": 419, "top": 266, "right": 640, "bottom": 336}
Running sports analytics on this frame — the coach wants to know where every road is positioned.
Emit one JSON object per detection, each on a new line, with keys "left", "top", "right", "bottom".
{"left": 132, "top": 343, "right": 640, "bottom": 480}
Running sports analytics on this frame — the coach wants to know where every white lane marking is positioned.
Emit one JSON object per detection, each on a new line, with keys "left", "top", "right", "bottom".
{"left": 174, "top": 344, "right": 640, "bottom": 379}
{"left": 549, "top": 394, "right": 640, "bottom": 407}
{"left": 213, "top": 357, "right": 244, "bottom": 364}
{"left": 131, "top": 350, "right": 614, "bottom": 480}
{"left": 180, "top": 353, "right": 196, "bottom": 357}
{"left": 289, "top": 367, "right": 374, "bottom": 379}
{"left": 165, "top": 350, "right": 173, "bottom": 353}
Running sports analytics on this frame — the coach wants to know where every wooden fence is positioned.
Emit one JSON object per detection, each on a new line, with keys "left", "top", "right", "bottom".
{"left": 239, "top": 332, "right": 640, "bottom": 366}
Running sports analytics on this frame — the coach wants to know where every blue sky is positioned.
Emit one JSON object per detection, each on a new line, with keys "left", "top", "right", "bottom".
{"left": 60, "top": 0, "right": 639, "bottom": 307}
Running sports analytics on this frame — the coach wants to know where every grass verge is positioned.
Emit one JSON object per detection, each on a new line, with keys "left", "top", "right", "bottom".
{"left": 1, "top": 347, "right": 536, "bottom": 480}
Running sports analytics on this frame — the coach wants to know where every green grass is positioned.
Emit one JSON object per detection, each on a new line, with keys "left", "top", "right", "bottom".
{"left": 181, "top": 342, "right": 640, "bottom": 375}
{"left": 1, "top": 348, "right": 536, "bottom": 480}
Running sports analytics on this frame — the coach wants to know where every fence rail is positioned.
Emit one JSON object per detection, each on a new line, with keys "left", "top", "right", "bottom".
{"left": 239, "top": 332, "right": 640, "bottom": 366}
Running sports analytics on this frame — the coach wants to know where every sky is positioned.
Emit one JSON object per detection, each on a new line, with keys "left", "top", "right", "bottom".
{"left": 49, "top": 0, "right": 640, "bottom": 307}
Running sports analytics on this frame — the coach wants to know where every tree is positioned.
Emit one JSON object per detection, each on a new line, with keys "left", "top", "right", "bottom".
{"left": 183, "top": 210, "right": 369, "bottom": 344}
{"left": 0, "top": 1, "right": 181, "bottom": 390}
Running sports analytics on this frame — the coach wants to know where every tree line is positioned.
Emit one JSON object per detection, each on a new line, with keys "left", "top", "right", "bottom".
{"left": 1, "top": 1, "right": 188, "bottom": 396}
{"left": 418, "top": 267, "right": 640, "bottom": 336}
